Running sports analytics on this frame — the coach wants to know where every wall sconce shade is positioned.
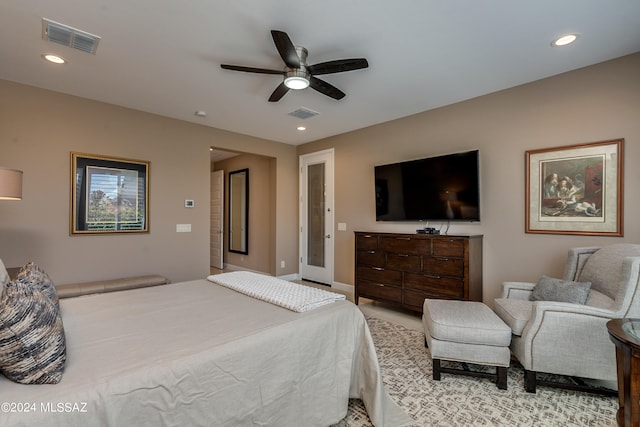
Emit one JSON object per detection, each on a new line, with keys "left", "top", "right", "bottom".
{"left": 0, "top": 167, "right": 23, "bottom": 200}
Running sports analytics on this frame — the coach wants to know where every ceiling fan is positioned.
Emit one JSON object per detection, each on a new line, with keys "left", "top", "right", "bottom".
{"left": 220, "top": 30, "right": 369, "bottom": 102}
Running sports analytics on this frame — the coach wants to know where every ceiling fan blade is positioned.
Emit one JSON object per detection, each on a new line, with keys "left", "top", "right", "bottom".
{"left": 268, "top": 82, "right": 290, "bottom": 102}
{"left": 309, "top": 77, "right": 345, "bottom": 100}
{"left": 221, "top": 64, "right": 284, "bottom": 75}
{"left": 271, "top": 30, "right": 300, "bottom": 68}
{"left": 307, "top": 58, "right": 369, "bottom": 75}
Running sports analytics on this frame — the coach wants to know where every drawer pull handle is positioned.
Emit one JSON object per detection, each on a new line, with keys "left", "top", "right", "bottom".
{"left": 375, "top": 283, "right": 385, "bottom": 287}
{"left": 395, "top": 237, "right": 411, "bottom": 240}
{"left": 367, "top": 250, "right": 376, "bottom": 254}
{"left": 371, "top": 267, "right": 384, "bottom": 271}
{"left": 435, "top": 257, "right": 450, "bottom": 261}
{"left": 397, "top": 254, "right": 409, "bottom": 257}
{"left": 424, "top": 274, "right": 441, "bottom": 279}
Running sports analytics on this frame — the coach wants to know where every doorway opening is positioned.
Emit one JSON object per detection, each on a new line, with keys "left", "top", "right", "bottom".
{"left": 210, "top": 148, "right": 276, "bottom": 275}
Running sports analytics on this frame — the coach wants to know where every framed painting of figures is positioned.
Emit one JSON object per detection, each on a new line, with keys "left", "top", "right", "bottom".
{"left": 525, "top": 139, "right": 623, "bottom": 236}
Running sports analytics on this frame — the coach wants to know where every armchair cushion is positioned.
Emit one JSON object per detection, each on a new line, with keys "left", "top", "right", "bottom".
{"left": 529, "top": 275, "right": 591, "bottom": 305}
{"left": 578, "top": 244, "right": 640, "bottom": 300}
{"left": 493, "top": 298, "right": 532, "bottom": 336}
{"left": 585, "top": 289, "right": 615, "bottom": 310}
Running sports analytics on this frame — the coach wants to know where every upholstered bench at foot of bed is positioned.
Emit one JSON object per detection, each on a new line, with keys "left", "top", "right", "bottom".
{"left": 55, "top": 275, "right": 170, "bottom": 298}
{"left": 422, "top": 299, "right": 512, "bottom": 390}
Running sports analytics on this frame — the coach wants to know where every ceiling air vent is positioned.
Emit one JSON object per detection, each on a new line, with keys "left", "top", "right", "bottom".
{"left": 42, "top": 18, "right": 101, "bottom": 54}
{"left": 288, "top": 107, "right": 320, "bottom": 120}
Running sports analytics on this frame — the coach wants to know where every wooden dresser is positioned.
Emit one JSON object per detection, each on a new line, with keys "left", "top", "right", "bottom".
{"left": 354, "top": 231, "right": 483, "bottom": 313}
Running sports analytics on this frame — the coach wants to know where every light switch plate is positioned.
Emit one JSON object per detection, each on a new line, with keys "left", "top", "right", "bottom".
{"left": 176, "top": 224, "right": 191, "bottom": 232}
{"left": 338, "top": 222, "right": 347, "bottom": 231}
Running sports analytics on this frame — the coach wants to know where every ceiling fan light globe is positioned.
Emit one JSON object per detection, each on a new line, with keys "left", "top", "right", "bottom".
{"left": 284, "top": 76, "right": 310, "bottom": 90}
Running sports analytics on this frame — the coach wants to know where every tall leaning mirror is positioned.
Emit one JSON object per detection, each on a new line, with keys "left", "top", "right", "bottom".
{"left": 228, "top": 168, "right": 248, "bottom": 254}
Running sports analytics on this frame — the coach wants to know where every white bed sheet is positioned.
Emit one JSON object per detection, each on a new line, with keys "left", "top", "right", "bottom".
{"left": 0, "top": 279, "right": 411, "bottom": 427}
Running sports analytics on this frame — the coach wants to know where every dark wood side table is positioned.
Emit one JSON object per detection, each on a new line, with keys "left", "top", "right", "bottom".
{"left": 607, "top": 318, "right": 640, "bottom": 427}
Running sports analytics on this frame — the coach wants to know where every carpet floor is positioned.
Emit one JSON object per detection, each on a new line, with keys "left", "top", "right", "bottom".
{"left": 334, "top": 316, "right": 618, "bottom": 427}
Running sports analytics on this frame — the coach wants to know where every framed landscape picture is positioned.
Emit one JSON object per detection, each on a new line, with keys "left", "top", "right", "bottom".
{"left": 525, "top": 139, "right": 623, "bottom": 236}
{"left": 71, "top": 153, "right": 150, "bottom": 234}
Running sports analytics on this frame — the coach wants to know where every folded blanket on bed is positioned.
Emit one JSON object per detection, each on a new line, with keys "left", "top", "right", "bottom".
{"left": 207, "top": 271, "right": 346, "bottom": 312}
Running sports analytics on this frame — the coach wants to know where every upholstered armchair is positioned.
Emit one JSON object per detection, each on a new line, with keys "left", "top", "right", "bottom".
{"left": 494, "top": 244, "right": 640, "bottom": 393}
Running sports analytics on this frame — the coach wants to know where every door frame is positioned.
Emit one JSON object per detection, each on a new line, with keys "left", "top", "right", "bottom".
{"left": 299, "top": 148, "right": 334, "bottom": 285}
{"left": 210, "top": 169, "right": 224, "bottom": 269}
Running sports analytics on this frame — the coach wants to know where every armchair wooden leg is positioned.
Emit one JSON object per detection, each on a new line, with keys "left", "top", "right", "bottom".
{"left": 497, "top": 366, "right": 508, "bottom": 390}
{"left": 524, "top": 369, "right": 537, "bottom": 393}
{"left": 433, "top": 358, "right": 441, "bottom": 381}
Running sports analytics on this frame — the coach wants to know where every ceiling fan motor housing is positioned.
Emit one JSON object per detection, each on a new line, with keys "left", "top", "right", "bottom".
{"left": 284, "top": 46, "right": 310, "bottom": 89}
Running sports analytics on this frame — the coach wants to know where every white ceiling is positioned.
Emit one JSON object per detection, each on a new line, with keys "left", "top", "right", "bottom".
{"left": 1, "top": 1, "right": 639, "bottom": 145}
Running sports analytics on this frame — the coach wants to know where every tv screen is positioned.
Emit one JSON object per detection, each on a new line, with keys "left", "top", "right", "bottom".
{"left": 375, "top": 150, "right": 480, "bottom": 222}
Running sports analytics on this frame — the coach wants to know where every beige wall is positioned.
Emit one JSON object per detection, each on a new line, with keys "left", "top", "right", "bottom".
{"left": 2, "top": 53, "right": 638, "bottom": 299}
{"left": 0, "top": 80, "right": 298, "bottom": 284}
{"left": 213, "top": 153, "right": 275, "bottom": 274}
{"left": 298, "top": 53, "right": 640, "bottom": 302}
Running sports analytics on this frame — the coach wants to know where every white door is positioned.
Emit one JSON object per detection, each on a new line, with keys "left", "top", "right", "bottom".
{"left": 299, "top": 149, "right": 334, "bottom": 284}
{"left": 210, "top": 170, "right": 224, "bottom": 269}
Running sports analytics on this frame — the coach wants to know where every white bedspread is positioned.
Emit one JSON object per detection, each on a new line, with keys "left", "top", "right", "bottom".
{"left": 0, "top": 279, "right": 411, "bottom": 427}
{"left": 207, "top": 271, "right": 345, "bottom": 312}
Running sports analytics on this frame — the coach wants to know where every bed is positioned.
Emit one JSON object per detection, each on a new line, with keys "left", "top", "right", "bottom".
{"left": 0, "top": 272, "right": 411, "bottom": 427}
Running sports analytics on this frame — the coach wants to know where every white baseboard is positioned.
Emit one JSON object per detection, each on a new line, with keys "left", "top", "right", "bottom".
{"left": 331, "top": 281, "right": 353, "bottom": 293}
{"left": 277, "top": 273, "right": 300, "bottom": 281}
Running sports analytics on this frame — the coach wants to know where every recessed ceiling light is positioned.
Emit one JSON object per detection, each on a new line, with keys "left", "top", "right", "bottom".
{"left": 42, "top": 54, "right": 66, "bottom": 64}
{"left": 195, "top": 110, "right": 207, "bottom": 117}
{"left": 297, "top": 126, "right": 306, "bottom": 131}
{"left": 552, "top": 34, "right": 578, "bottom": 47}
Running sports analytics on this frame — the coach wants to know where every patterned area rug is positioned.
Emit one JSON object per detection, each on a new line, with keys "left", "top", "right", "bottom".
{"left": 333, "top": 316, "right": 618, "bottom": 427}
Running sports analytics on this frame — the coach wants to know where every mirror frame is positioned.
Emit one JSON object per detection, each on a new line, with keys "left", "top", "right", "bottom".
{"left": 228, "top": 168, "right": 249, "bottom": 254}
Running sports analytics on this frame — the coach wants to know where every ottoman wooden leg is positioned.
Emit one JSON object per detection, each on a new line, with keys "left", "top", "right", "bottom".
{"left": 433, "top": 358, "right": 441, "bottom": 381}
{"left": 497, "top": 366, "right": 508, "bottom": 390}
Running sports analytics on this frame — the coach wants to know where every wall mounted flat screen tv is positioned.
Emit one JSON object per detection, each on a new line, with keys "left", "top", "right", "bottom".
{"left": 375, "top": 150, "right": 480, "bottom": 222}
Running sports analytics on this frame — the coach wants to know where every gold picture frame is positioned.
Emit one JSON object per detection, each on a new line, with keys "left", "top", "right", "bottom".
{"left": 71, "top": 152, "right": 150, "bottom": 235}
{"left": 525, "top": 139, "right": 623, "bottom": 236}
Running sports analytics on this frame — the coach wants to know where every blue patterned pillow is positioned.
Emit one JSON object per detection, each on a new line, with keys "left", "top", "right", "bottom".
{"left": 0, "top": 279, "right": 66, "bottom": 384}
{"left": 16, "top": 261, "right": 59, "bottom": 309}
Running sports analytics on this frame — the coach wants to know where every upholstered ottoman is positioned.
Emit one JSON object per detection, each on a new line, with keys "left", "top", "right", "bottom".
{"left": 422, "top": 299, "right": 512, "bottom": 389}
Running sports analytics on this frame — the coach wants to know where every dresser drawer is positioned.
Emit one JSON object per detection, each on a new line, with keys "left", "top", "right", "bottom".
{"left": 357, "top": 250, "right": 385, "bottom": 267}
{"left": 433, "top": 239, "right": 465, "bottom": 258}
{"left": 357, "top": 280, "right": 402, "bottom": 304}
{"left": 379, "top": 236, "right": 429, "bottom": 255}
{"left": 386, "top": 253, "right": 421, "bottom": 271}
{"left": 357, "top": 265, "right": 402, "bottom": 286}
{"left": 404, "top": 272, "right": 464, "bottom": 298}
{"left": 356, "top": 234, "right": 379, "bottom": 250}
{"left": 403, "top": 289, "right": 455, "bottom": 312}
{"left": 423, "top": 257, "right": 464, "bottom": 277}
